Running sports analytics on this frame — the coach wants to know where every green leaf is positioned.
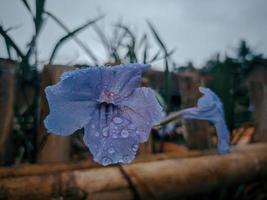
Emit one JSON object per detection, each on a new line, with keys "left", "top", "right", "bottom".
{"left": 148, "top": 50, "right": 161, "bottom": 63}
{"left": 35, "top": 0, "right": 46, "bottom": 34}
{"left": 49, "top": 16, "right": 103, "bottom": 64}
{"left": 93, "top": 24, "right": 111, "bottom": 55}
{"left": 115, "top": 24, "right": 137, "bottom": 62}
{"left": 21, "top": 0, "right": 33, "bottom": 16}
{"left": 0, "top": 25, "right": 25, "bottom": 59}
{"left": 147, "top": 20, "right": 171, "bottom": 110}
{"left": 45, "top": 11, "right": 101, "bottom": 65}
{"left": 5, "top": 39, "right": 12, "bottom": 59}
{"left": 147, "top": 20, "right": 167, "bottom": 54}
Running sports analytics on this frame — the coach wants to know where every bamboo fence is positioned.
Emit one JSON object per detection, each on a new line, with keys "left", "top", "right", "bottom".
{"left": 0, "top": 143, "right": 267, "bottom": 199}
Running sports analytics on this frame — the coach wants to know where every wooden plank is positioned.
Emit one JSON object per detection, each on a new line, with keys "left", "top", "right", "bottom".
{"left": 178, "top": 71, "right": 213, "bottom": 149}
{"left": 247, "top": 62, "right": 267, "bottom": 142}
{"left": 0, "top": 59, "right": 16, "bottom": 165}
{"left": 38, "top": 65, "right": 73, "bottom": 163}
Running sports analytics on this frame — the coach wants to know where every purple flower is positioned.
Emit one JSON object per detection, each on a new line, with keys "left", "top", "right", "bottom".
{"left": 180, "top": 87, "right": 230, "bottom": 154}
{"left": 44, "top": 63, "right": 164, "bottom": 166}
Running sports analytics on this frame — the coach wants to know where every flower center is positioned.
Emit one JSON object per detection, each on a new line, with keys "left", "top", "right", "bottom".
{"left": 98, "top": 90, "right": 117, "bottom": 104}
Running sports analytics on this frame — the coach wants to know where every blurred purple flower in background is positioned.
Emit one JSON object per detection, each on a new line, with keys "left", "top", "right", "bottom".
{"left": 44, "top": 63, "right": 164, "bottom": 166}
{"left": 180, "top": 87, "right": 230, "bottom": 154}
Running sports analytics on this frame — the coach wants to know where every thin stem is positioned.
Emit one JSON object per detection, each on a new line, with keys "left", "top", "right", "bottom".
{"left": 153, "top": 110, "right": 184, "bottom": 130}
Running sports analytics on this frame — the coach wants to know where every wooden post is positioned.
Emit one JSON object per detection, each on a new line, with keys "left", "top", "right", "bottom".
{"left": 0, "top": 59, "right": 16, "bottom": 165}
{"left": 38, "top": 65, "right": 73, "bottom": 163}
{"left": 0, "top": 143, "right": 267, "bottom": 200}
{"left": 247, "top": 62, "right": 267, "bottom": 142}
{"left": 138, "top": 136, "right": 153, "bottom": 155}
{"left": 178, "top": 71, "right": 213, "bottom": 149}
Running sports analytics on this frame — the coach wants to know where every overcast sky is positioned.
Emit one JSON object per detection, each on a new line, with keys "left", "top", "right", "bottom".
{"left": 0, "top": 0, "right": 267, "bottom": 70}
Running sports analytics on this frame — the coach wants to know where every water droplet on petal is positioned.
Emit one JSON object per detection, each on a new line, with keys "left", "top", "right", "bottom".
{"left": 110, "top": 128, "right": 116, "bottom": 134}
{"left": 112, "top": 132, "right": 119, "bottom": 138}
{"left": 132, "top": 144, "right": 138, "bottom": 152}
{"left": 102, "top": 157, "right": 112, "bottom": 165}
{"left": 108, "top": 147, "right": 115, "bottom": 154}
{"left": 128, "top": 124, "right": 135, "bottom": 130}
{"left": 102, "top": 127, "right": 109, "bottom": 137}
{"left": 121, "top": 130, "right": 129, "bottom": 138}
{"left": 95, "top": 132, "right": 100, "bottom": 137}
{"left": 122, "top": 155, "right": 130, "bottom": 163}
{"left": 113, "top": 117, "right": 123, "bottom": 124}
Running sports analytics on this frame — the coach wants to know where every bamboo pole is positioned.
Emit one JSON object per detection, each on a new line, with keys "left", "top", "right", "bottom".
{"left": 0, "top": 149, "right": 212, "bottom": 179}
{"left": 38, "top": 65, "right": 73, "bottom": 163}
{"left": 0, "top": 143, "right": 267, "bottom": 200}
{"left": 0, "top": 59, "right": 16, "bottom": 165}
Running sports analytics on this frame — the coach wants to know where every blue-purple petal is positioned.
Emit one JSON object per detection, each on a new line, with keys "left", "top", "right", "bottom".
{"left": 44, "top": 67, "right": 103, "bottom": 135}
{"left": 199, "top": 87, "right": 225, "bottom": 117}
{"left": 120, "top": 87, "right": 164, "bottom": 142}
{"left": 83, "top": 104, "right": 140, "bottom": 165}
{"left": 44, "top": 86, "right": 97, "bottom": 135}
{"left": 214, "top": 121, "right": 230, "bottom": 154}
{"left": 98, "top": 64, "right": 150, "bottom": 104}
{"left": 180, "top": 87, "right": 230, "bottom": 154}
{"left": 44, "top": 63, "right": 164, "bottom": 166}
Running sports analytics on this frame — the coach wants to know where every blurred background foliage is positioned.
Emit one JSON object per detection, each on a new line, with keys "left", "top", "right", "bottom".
{"left": 201, "top": 40, "right": 264, "bottom": 130}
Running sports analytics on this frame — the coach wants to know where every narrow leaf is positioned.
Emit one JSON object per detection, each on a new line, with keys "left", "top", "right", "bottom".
{"left": 49, "top": 16, "right": 102, "bottom": 64}
{"left": 5, "top": 39, "right": 12, "bottom": 59}
{"left": 45, "top": 11, "right": 101, "bottom": 65}
{"left": 148, "top": 50, "right": 161, "bottom": 63}
{"left": 0, "top": 25, "right": 25, "bottom": 58}
{"left": 93, "top": 24, "right": 111, "bottom": 55}
{"left": 21, "top": 0, "right": 33, "bottom": 16}
{"left": 35, "top": 0, "right": 46, "bottom": 34}
{"left": 147, "top": 20, "right": 167, "bottom": 54}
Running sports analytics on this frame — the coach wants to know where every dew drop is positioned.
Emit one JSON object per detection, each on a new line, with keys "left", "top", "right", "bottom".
{"left": 101, "top": 157, "right": 112, "bottom": 166}
{"left": 95, "top": 131, "right": 100, "bottom": 137}
{"left": 113, "top": 117, "right": 123, "bottom": 124}
{"left": 136, "top": 130, "right": 146, "bottom": 138}
{"left": 128, "top": 124, "right": 135, "bottom": 130}
{"left": 110, "top": 129, "right": 116, "bottom": 134}
{"left": 132, "top": 144, "right": 138, "bottom": 152}
{"left": 122, "top": 155, "right": 130, "bottom": 163}
{"left": 121, "top": 130, "right": 129, "bottom": 138}
{"left": 108, "top": 147, "right": 115, "bottom": 154}
{"left": 102, "top": 127, "right": 109, "bottom": 137}
{"left": 112, "top": 132, "right": 119, "bottom": 138}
